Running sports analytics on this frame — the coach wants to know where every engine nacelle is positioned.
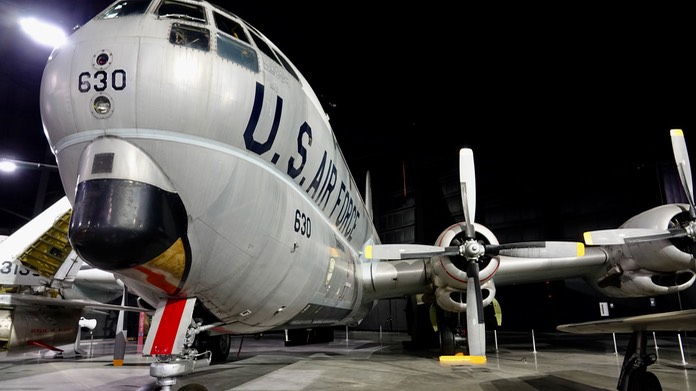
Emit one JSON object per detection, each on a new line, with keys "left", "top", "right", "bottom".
{"left": 435, "top": 280, "right": 496, "bottom": 313}
{"left": 591, "top": 269, "right": 696, "bottom": 298}
{"left": 430, "top": 222, "right": 500, "bottom": 312}
{"left": 590, "top": 203, "right": 696, "bottom": 297}
{"left": 617, "top": 203, "right": 695, "bottom": 272}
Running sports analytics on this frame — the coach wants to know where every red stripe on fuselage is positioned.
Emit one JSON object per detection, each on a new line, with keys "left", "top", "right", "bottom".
{"left": 151, "top": 298, "right": 187, "bottom": 355}
{"left": 134, "top": 265, "right": 179, "bottom": 295}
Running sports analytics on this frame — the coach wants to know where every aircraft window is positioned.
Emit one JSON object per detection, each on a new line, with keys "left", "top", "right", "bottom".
{"left": 274, "top": 50, "right": 299, "bottom": 81}
{"left": 100, "top": 0, "right": 152, "bottom": 19}
{"left": 213, "top": 12, "right": 251, "bottom": 45}
{"left": 169, "top": 23, "right": 210, "bottom": 51}
{"left": 244, "top": 25, "right": 299, "bottom": 82}
{"left": 249, "top": 30, "right": 280, "bottom": 65}
{"left": 157, "top": 0, "right": 206, "bottom": 24}
{"left": 216, "top": 34, "right": 259, "bottom": 72}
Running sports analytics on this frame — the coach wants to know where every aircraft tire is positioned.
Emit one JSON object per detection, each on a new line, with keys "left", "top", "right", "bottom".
{"left": 438, "top": 320, "right": 456, "bottom": 356}
{"left": 209, "top": 333, "right": 232, "bottom": 363}
{"left": 622, "top": 370, "right": 662, "bottom": 391}
{"left": 135, "top": 383, "right": 161, "bottom": 391}
{"left": 179, "top": 384, "right": 209, "bottom": 391}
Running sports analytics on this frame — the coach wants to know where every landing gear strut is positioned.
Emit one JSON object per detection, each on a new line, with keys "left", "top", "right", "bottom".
{"left": 617, "top": 330, "right": 662, "bottom": 391}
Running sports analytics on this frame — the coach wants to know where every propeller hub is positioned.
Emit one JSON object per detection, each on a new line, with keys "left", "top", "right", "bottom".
{"left": 685, "top": 222, "right": 696, "bottom": 240}
{"left": 462, "top": 240, "right": 485, "bottom": 260}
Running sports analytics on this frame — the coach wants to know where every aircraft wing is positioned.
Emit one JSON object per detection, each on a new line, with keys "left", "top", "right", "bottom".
{"left": 557, "top": 309, "right": 696, "bottom": 334}
{"left": 0, "top": 292, "right": 151, "bottom": 314}
{"left": 0, "top": 292, "right": 150, "bottom": 356}
{"left": 492, "top": 246, "right": 608, "bottom": 286}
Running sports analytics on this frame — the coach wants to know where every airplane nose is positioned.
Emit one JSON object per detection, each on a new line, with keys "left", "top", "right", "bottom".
{"left": 70, "top": 178, "right": 187, "bottom": 270}
{"left": 66, "top": 136, "right": 189, "bottom": 277}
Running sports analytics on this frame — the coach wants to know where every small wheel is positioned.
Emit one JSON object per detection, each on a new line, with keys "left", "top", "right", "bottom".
{"left": 622, "top": 370, "right": 662, "bottom": 391}
{"left": 194, "top": 332, "right": 232, "bottom": 363}
{"left": 438, "top": 320, "right": 455, "bottom": 356}
{"left": 209, "top": 333, "right": 231, "bottom": 363}
{"left": 135, "top": 383, "right": 161, "bottom": 391}
{"left": 641, "top": 372, "right": 662, "bottom": 391}
{"left": 179, "top": 384, "right": 209, "bottom": 391}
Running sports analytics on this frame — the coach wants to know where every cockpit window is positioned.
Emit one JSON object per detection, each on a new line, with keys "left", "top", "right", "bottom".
{"left": 169, "top": 23, "right": 210, "bottom": 51}
{"left": 247, "top": 30, "right": 299, "bottom": 81}
{"left": 216, "top": 34, "right": 258, "bottom": 72}
{"left": 213, "top": 12, "right": 250, "bottom": 45}
{"left": 100, "top": 0, "right": 152, "bottom": 19}
{"left": 157, "top": 0, "right": 206, "bottom": 24}
{"left": 213, "top": 11, "right": 258, "bottom": 72}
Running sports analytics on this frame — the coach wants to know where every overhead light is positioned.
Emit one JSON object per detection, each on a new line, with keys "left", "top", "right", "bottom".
{"left": 0, "top": 161, "right": 17, "bottom": 173}
{"left": 0, "top": 159, "right": 58, "bottom": 172}
{"left": 18, "top": 17, "right": 66, "bottom": 48}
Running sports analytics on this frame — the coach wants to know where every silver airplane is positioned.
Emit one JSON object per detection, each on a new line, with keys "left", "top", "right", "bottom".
{"left": 36, "top": 0, "right": 695, "bottom": 389}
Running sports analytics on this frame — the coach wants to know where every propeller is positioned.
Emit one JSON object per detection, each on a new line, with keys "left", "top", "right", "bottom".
{"left": 583, "top": 129, "right": 696, "bottom": 246}
{"left": 363, "top": 148, "right": 584, "bottom": 357}
{"left": 113, "top": 283, "right": 127, "bottom": 366}
{"left": 672, "top": 128, "right": 696, "bottom": 219}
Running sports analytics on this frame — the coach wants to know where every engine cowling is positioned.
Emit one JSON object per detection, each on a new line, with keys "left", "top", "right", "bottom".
{"left": 590, "top": 203, "right": 696, "bottom": 297}
{"left": 430, "top": 222, "right": 499, "bottom": 313}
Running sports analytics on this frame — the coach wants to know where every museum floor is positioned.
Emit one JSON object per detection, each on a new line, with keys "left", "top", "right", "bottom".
{"left": 0, "top": 329, "right": 693, "bottom": 390}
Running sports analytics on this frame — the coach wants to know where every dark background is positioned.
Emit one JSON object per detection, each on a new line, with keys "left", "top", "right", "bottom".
{"left": 1, "top": 1, "right": 695, "bottom": 333}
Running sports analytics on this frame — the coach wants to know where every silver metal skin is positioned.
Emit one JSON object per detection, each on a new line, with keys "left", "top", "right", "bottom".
{"left": 41, "top": 1, "right": 383, "bottom": 335}
{"left": 36, "top": 0, "right": 696, "bottom": 387}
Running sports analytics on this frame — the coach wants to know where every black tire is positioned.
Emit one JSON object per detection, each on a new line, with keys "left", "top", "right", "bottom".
{"left": 438, "top": 320, "right": 455, "bottom": 356}
{"left": 179, "top": 384, "right": 209, "bottom": 391}
{"left": 135, "top": 383, "right": 161, "bottom": 391}
{"left": 623, "top": 370, "right": 662, "bottom": 391}
{"left": 193, "top": 332, "right": 231, "bottom": 363}
{"left": 208, "top": 333, "right": 231, "bottom": 363}
{"left": 641, "top": 372, "right": 662, "bottom": 391}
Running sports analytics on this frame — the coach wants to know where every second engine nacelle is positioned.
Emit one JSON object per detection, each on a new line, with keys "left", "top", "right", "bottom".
{"left": 587, "top": 203, "right": 696, "bottom": 297}
{"left": 617, "top": 203, "right": 695, "bottom": 272}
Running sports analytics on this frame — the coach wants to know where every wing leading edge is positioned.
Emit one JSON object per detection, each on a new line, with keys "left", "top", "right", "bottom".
{"left": 557, "top": 309, "right": 696, "bottom": 334}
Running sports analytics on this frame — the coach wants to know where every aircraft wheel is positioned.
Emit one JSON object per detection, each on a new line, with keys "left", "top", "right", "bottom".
{"left": 209, "top": 333, "right": 231, "bottom": 363}
{"left": 194, "top": 332, "right": 231, "bottom": 363}
{"left": 179, "top": 384, "right": 209, "bottom": 391}
{"left": 438, "top": 320, "right": 455, "bottom": 356}
{"left": 622, "top": 370, "right": 662, "bottom": 391}
{"left": 135, "top": 383, "right": 161, "bottom": 391}
{"left": 638, "top": 372, "right": 661, "bottom": 391}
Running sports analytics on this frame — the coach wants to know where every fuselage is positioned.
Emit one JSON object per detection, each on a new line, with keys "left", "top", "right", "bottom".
{"left": 40, "top": 0, "right": 379, "bottom": 333}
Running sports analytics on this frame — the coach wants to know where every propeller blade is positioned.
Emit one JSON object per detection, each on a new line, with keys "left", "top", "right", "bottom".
{"left": 494, "top": 241, "right": 586, "bottom": 258}
{"left": 113, "top": 284, "right": 127, "bottom": 366}
{"left": 671, "top": 129, "right": 695, "bottom": 218}
{"left": 365, "top": 241, "right": 586, "bottom": 260}
{"left": 363, "top": 244, "right": 460, "bottom": 260}
{"left": 466, "top": 260, "right": 486, "bottom": 356}
{"left": 459, "top": 148, "right": 476, "bottom": 238}
{"left": 583, "top": 227, "right": 687, "bottom": 246}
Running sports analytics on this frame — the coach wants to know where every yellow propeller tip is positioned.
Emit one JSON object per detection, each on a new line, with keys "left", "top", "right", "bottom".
{"left": 576, "top": 242, "right": 585, "bottom": 256}
{"left": 583, "top": 232, "right": 593, "bottom": 246}
{"left": 364, "top": 245, "right": 372, "bottom": 259}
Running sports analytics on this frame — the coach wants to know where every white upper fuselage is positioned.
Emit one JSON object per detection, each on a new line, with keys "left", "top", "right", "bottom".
{"left": 40, "top": 0, "right": 379, "bottom": 333}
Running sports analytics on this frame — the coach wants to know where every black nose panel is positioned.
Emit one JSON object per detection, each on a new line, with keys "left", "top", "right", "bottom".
{"left": 69, "top": 179, "right": 187, "bottom": 270}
